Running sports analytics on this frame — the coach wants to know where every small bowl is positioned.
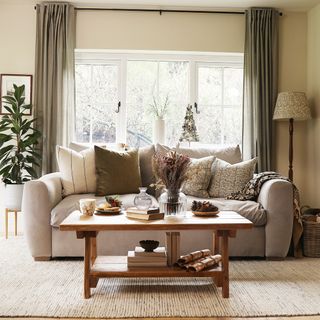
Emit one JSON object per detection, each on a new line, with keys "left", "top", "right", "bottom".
{"left": 139, "top": 240, "right": 159, "bottom": 252}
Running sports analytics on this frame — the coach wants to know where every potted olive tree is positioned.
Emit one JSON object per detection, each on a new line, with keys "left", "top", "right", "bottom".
{"left": 0, "top": 84, "right": 41, "bottom": 210}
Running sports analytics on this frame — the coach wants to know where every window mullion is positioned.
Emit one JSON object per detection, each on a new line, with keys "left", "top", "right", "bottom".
{"left": 190, "top": 60, "right": 196, "bottom": 109}
{"left": 117, "top": 58, "right": 127, "bottom": 144}
{"left": 221, "top": 67, "right": 225, "bottom": 145}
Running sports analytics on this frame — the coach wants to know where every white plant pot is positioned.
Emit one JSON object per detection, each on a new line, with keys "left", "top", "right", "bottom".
{"left": 153, "top": 118, "right": 166, "bottom": 144}
{"left": 4, "top": 184, "right": 24, "bottom": 210}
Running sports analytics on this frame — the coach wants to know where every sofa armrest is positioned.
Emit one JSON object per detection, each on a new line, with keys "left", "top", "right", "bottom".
{"left": 22, "top": 172, "right": 63, "bottom": 259}
{"left": 257, "top": 179, "right": 293, "bottom": 258}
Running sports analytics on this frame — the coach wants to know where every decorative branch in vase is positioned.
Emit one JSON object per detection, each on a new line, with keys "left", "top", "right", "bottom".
{"left": 152, "top": 151, "right": 190, "bottom": 217}
{"left": 148, "top": 95, "right": 170, "bottom": 144}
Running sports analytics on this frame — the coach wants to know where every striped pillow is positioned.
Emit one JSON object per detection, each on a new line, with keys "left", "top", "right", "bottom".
{"left": 56, "top": 146, "right": 96, "bottom": 196}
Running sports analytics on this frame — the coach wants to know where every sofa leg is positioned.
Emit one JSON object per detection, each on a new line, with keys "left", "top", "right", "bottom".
{"left": 34, "top": 256, "right": 51, "bottom": 261}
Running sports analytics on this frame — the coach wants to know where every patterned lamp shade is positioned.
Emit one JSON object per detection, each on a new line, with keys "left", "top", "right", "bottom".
{"left": 273, "top": 92, "right": 311, "bottom": 121}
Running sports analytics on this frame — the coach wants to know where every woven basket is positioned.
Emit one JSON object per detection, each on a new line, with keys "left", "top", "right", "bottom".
{"left": 303, "top": 220, "right": 320, "bottom": 257}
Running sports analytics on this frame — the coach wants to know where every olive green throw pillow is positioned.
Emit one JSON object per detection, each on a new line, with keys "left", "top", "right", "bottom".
{"left": 95, "top": 146, "right": 142, "bottom": 196}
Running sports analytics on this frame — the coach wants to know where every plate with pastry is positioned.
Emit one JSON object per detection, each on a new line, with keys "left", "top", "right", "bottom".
{"left": 95, "top": 196, "right": 123, "bottom": 215}
{"left": 95, "top": 206, "right": 122, "bottom": 215}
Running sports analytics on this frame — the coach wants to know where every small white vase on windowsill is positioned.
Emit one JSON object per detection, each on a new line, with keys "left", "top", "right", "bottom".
{"left": 153, "top": 118, "right": 165, "bottom": 144}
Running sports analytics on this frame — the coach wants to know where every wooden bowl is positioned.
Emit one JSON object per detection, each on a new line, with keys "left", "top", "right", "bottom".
{"left": 192, "top": 210, "right": 219, "bottom": 217}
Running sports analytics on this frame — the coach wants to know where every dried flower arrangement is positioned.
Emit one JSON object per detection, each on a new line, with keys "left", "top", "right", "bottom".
{"left": 152, "top": 151, "right": 191, "bottom": 192}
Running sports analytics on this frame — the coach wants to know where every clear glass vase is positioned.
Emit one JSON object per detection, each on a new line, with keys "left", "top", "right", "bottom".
{"left": 159, "top": 188, "right": 187, "bottom": 218}
{"left": 134, "top": 187, "right": 153, "bottom": 210}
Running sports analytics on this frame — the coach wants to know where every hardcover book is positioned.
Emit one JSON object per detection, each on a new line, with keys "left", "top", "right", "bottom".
{"left": 134, "top": 246, "right": 166, "bottom": 257}
{"left": 126, "top": 212, "right": 164, "bottom": 220}
{"left": 126, "top": 207, "right": 160, "bottom": 214}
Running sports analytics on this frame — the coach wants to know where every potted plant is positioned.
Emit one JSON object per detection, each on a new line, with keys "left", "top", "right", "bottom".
{"left": 0, "top": 84, "right": 41, "bottom": 210}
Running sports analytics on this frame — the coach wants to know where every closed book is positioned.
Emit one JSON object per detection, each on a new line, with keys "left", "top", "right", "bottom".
{"left": 134, "top": 246, "right": 166, "bottom": 257}
{"left": 126, "top": 212, "right": 164, "bottom": 220}
{"left": 127, "top": 251, "right": 167, "bottom": 263}
{"left": 126, "top": 207, "right": 160, "bottom": 214}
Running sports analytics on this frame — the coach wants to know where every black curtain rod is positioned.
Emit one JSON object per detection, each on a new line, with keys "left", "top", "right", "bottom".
{"left": 34, "top": 6, "right": 283, "bottom": 16}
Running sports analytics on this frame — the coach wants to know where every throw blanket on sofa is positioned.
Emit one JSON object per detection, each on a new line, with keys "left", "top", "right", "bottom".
{"left": 227, "top": 172, "right": 303, "bottom": 257}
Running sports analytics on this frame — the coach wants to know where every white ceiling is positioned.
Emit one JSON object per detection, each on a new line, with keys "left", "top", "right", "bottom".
{"left": 2, "top": 0, "right": 320, "bottom": 11}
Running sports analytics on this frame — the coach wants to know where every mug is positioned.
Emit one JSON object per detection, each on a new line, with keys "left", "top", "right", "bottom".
{"left": 79, "top": 198, "right": 96, "bottom": 216}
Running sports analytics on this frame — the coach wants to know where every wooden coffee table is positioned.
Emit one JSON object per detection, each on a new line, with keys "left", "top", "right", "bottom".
{"left": 60, "top": 211, "right": 252, "bottom": 299}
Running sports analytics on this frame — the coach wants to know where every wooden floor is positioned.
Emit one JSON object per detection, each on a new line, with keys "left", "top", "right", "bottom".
{"left": 2, "top": 317, "right": 320, "bottom": 320}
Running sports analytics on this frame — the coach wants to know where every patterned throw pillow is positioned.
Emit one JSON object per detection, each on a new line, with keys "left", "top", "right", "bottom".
{"left": 208, "top": 158, "right": 257, "bottom": 198}
{"left": 182, "top": 156, "right": 215, "bottom": 198}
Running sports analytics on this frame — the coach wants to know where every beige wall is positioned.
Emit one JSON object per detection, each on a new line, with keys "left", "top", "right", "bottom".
{"left": 76, "top": 11, "right": 245, "bottom": 52}
{"left": 0, "top": 3, "right": 36, "bottom": 76}
{"left": 276, "top": 12, "right": 308, "bottom": 204}
{"left": 306, "top": 4, "right": 320, "bottom": 207}
{"left": 0, "top": 2, "right": 312, "bottom": 203}
{"left": 0, "top": 3, "right": 36, "bottom": 195}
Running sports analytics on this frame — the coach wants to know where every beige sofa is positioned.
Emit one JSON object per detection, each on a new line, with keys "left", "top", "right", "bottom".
{"left": 22, "top": 144, "right": 293, "bottom": 260}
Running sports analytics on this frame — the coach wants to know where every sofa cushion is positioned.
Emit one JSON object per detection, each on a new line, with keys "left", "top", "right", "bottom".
{"left": 95, "top": 146, "right": 142, "bottom": 196}
{"left": 139, "top": 145, "right": 156, "bottom": 192}
{"left": 69, "top": 142, "right": 107, "bottom": 152}
{"left": 51, "top": 193, "right": 159, "bottom": 227}
{"left": 56, "top": 146, "right": 96, "bottom": 196}
{"left": 182, "top": 156, "right": 215, "bottom": 198}
{"left": 208, "top": 158, "right": 257, "bottom": 198}
{"left": 155, "top": 143, "right": 242, "bottom": 164}
{"left": 186, "top": 196, "right": 267, "bottom": 226}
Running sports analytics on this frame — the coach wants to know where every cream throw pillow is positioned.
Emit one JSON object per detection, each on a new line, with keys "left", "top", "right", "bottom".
{"left": 56, "top": 146, "right": 96, "bottom": 196}
{"left": 208, "top": 158, "right": 257, "bottom": 198}
{"left": 182, "top": 156, "right": 215, "bottom": 198}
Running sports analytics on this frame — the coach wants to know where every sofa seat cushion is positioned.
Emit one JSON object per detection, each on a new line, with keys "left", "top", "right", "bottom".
{"left": 186, "top": 196, "right": 267, "bottom": 226}
{"left": 51, "top": 193, "right": 159, "bottom": 227}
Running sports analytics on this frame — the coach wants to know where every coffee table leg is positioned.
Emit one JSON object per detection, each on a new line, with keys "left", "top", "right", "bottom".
{"left": 221, "top": 231, "right": 229, "bottom": 298}
{"left": 90, "top": 235, "right": 99, "bottom": 288}
{"left": 212, "top": 231, "right": 223, "bottom": 288}
{"left": 84, "top": 235, "right": 92, "bottom": 299}
{"left": 213, "top": 231, "right": 220, "bottom": 254}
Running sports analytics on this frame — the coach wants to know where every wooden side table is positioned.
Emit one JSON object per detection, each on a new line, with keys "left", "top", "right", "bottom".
{"left": 5, "top": 208, "right": 20, "bottom": 239}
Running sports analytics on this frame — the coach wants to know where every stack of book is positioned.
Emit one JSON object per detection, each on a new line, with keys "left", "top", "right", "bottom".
{"left": 127, "top": 246, "right": 167, "bottom": 267}
{"left": 125, "top": 207, "right": 164, "bottom": 220}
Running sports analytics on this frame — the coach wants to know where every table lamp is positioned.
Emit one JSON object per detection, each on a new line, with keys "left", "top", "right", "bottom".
{"left": 273, "top": 92, "right": 311, "bottom": 181}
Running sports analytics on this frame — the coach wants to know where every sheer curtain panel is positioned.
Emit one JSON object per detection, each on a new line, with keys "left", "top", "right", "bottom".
{"left": 34, "top": 3, "right": 75, "bottom": 174}
{"left": 242, "top": 8, "right": 279, "bottom": 172}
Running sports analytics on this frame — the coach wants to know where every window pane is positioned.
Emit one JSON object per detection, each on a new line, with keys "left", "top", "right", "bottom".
{"left": 223, "top": 107, "right": 242, "bottom": 145}
{"left": 159, "top": 61, "right": 189, "bottom": 146}
{"left": 224, "top": 68, "right": 243, "bottom": 105}
{"left": 126, "top": 61, "right": 157, "bottom": 147}
{"left": 197, "top": 65, "right": 243, "bottom": 146}
{"left": 195, "top": 105, "right": 222, "bottom": 144}
{"left": 126, "top": 60, "right": 189, "bottom": 147}
{"left": 75, "top": 64, "right": 118, "bottom": 143}
{"left": 198, "top": 67, "right": 222, "bottom": 105}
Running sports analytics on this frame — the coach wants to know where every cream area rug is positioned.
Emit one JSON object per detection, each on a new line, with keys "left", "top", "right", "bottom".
{"left": 1, "top": 237, "right": 320, "bottom": 318}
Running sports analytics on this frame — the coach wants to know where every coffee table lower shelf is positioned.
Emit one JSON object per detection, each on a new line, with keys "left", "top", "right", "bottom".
{"left": 91, "top": 256, "right": 222, "bottom": 277}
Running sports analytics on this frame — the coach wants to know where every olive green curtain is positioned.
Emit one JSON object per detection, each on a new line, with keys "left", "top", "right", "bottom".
{"left": 34, "top": 3, "right": 75, "bottom": 174}
{"left": 242, "top": 8, "right": 279, "bottom": 172}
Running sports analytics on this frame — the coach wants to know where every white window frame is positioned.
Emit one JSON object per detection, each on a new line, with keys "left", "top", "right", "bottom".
{"left": 75, "top": 49, "right": 244, "bottom": 146}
